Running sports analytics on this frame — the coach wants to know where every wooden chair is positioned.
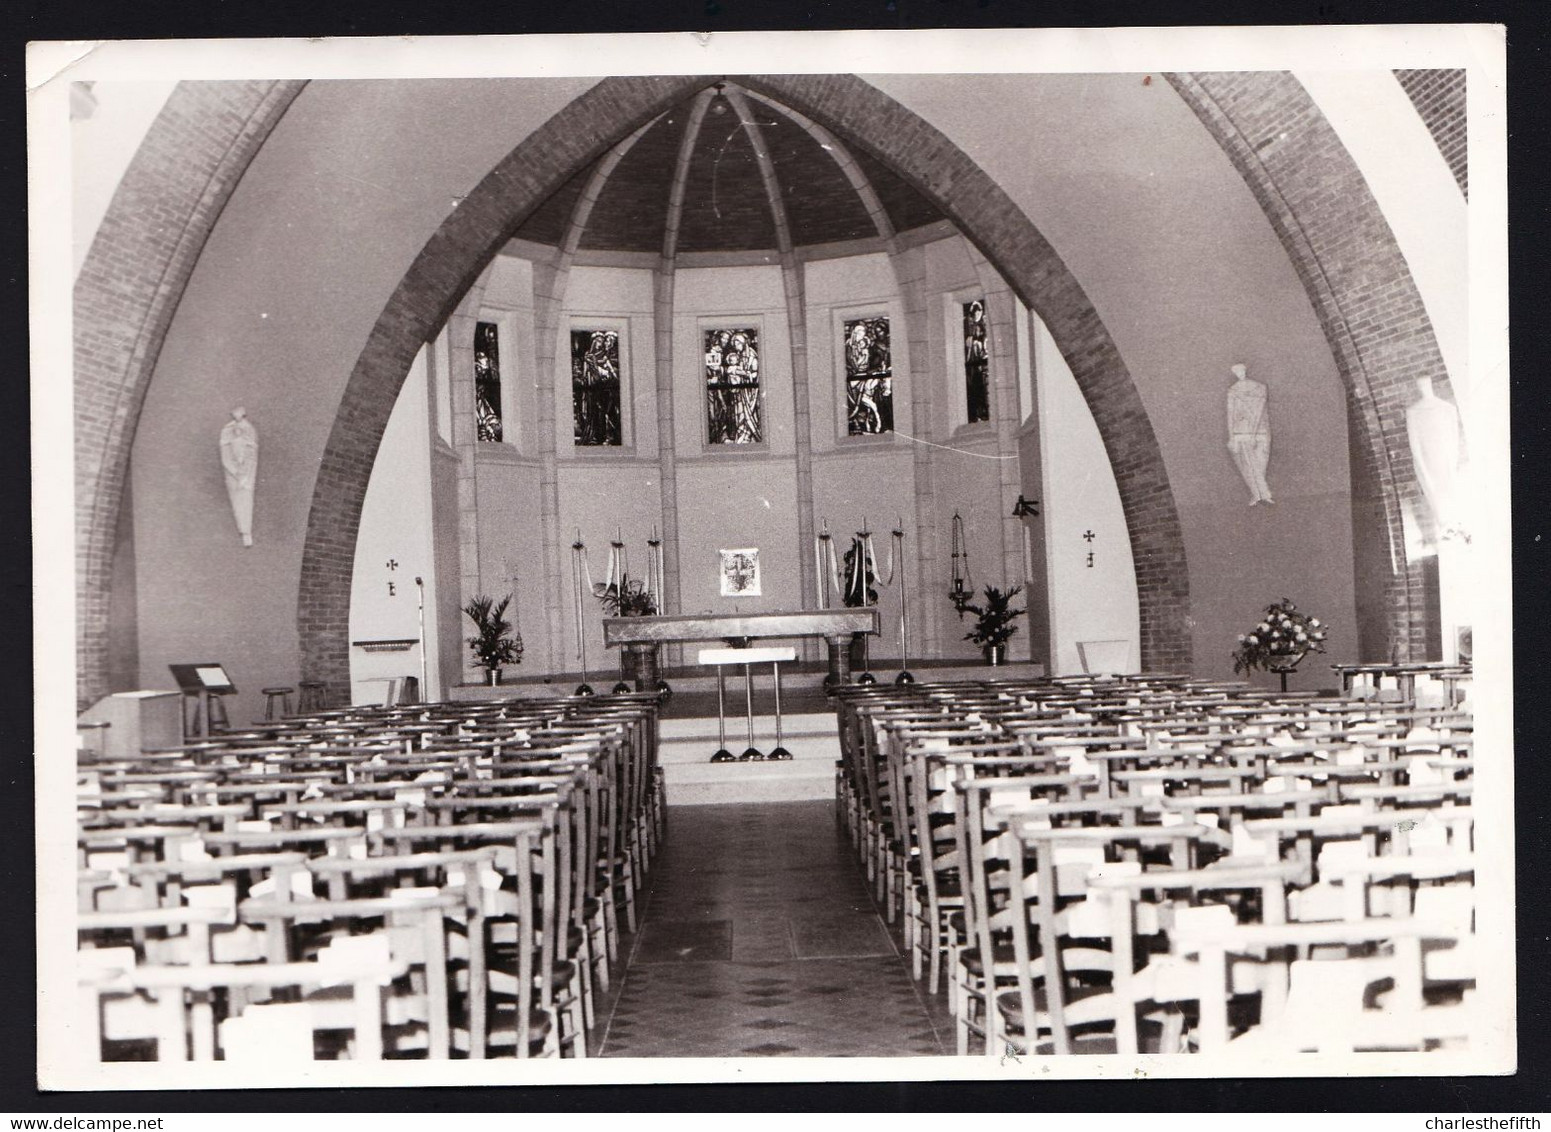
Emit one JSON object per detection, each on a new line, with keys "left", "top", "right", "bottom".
{"left": 79, "top": 954, "right": 410, "bottom": 1062}
{"left": 1169, "top": 914, "right": 1479, "bottom": 1054}
{"left": 239, "top": 891, "right": 468, "bottom": 1058}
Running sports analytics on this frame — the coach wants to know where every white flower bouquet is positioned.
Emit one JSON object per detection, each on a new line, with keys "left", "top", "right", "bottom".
{"left": 1232, "top": 597, "right": 1328, "bottom": 674}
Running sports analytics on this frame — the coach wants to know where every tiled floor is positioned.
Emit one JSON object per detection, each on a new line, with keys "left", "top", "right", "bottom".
{"left": 596, "top": 801, "right": 949, "bottom": 1057}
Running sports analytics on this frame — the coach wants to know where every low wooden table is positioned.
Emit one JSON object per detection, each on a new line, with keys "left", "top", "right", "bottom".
{"left": 602, "top": 608, "right": 880, "bottom": 692}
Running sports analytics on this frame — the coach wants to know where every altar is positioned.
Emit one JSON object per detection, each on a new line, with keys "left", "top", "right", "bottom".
{"left": 602, "top": 608, "right": 880, "bottom": 691}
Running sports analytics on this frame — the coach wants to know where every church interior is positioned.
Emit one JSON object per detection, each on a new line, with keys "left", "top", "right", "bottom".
{"left": 60, "top": 58, "right": 1505, "bottom": 1075}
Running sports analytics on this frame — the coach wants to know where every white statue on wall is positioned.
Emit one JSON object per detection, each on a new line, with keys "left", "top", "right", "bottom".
{"left": 1406, "top": 376, "right": 1467, "bottom": 541}
{"left": 220, "top": 407, "right": 258, "bottom": 546}
{"left": 1226, "top": 363, "right": 1274, "bottom": 505}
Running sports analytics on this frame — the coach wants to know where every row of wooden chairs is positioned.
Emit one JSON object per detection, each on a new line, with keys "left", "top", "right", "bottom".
{"left": 832, "top": 667, "right": 1476, "bottom": 1057}
{"left": 76, "top": 692, "right": 666, "bottom": 1063}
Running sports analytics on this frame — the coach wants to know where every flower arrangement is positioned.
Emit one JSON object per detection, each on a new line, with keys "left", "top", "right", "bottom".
{"left": 598, "top": 571, "right": 657, "bottom": 617}
{"left": 1232, "top": 598, "right": 1327, "bottom": 674}
{"left": 464, "top": 593, "right": 524, "bottom": 672}
{"left": 958, "top": 583, "right": 1025, "bottom": 650}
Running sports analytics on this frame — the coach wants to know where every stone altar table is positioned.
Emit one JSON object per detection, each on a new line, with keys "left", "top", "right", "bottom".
{"left": 602, "top": 608, "right": 880, "bottom": 692}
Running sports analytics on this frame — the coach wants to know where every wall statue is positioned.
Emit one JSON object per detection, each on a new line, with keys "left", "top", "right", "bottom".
{"left": 1406, "top": 377, "right": 1467, "bottom": 542}
{"left": 1226, "top": 363, "right": 1274, "bottom": 505}
{"left": 220, "top": 407, "right": 258, "bottom": 546}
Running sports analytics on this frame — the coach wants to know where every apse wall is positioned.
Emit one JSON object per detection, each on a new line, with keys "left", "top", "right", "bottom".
{"left": 914, "top": 235, "right": 1030, "bottom": 664}
{"left": 803, "top": 251, "right": 918, "bottom": 665}
{"left": 867, "top": 72, "right": 1359, "bottom": 679}
{"left": 351, "top": 223, "right": 1148, "bottom": 688}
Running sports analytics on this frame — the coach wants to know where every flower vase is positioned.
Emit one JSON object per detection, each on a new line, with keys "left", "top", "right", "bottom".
{"left": 486, "top": 667, "right": 502, "bottom": 687}
{"left": 1266, "top": 651, "right": 1306, "bottom": 693}
{"left": 984, "top": 644, "right": 1007, "bottom": 667}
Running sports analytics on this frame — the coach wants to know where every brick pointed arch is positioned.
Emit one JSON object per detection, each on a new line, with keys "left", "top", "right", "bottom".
{"left": 74, "top": 80, "right": 307, "bottom": 708}
{"left": 1168, "top": 72, "right": 1454, "bottom": 662}
{"left": 296, "top": 75, "right": 1195, "bottom": 695}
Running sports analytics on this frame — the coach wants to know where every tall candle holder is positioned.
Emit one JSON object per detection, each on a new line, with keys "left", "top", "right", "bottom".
{"left": 814, "top": 518, "right": 840, "bottom": 610}
{"left": 892, "top": 520, "right": 915, "bottom": 684}
{"left": 644, "top": 529, "right": 671, "bottom": 700}
{"left": 569, "top": 533, "right": 595, "bottom": 696}
{"left": 949, "top": 511, "right": 974, "bottom": 616}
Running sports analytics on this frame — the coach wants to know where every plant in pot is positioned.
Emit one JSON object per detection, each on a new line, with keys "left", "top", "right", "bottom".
{"left": 464, "top": 593, "right": 523, "bottom": 685}
{"left": 598, "top": 572, "right": 657, "bottom": 688}
{"left": 958, "top": 583, "right": 1024, "bottom": 665}
{"left": 597, "top": 571, "right": 656, "bottom": 618}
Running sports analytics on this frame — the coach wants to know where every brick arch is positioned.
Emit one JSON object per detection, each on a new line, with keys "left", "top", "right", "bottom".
{"left": 73, "top": 79, "right": 307, "bottom": 708}
{"left": 1168, "top": 72, "right": 1452, "bottom": 662}
{"left": 296, "top": 75, "right": 1195, "bottom": 695}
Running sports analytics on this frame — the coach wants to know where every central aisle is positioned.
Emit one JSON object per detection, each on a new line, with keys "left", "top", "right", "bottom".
{"left": 596, "top": 801, "right": 947, "bottom": 1057}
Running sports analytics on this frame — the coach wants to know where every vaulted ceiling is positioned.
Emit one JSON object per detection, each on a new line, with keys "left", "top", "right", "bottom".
{"left": 511, "top": 82, "right": 945, "bottom": 255}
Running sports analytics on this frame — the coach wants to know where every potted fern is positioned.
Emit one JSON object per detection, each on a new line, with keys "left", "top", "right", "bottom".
{"left": 464, "top": 594, "right": 523, "bottom": 685}
{"left": 957, "top": 583, "right": 1025, "bottom": 665}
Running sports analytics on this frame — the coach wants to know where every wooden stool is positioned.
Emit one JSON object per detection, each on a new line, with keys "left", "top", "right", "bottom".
{"left": 261, "top": 686, "right": 295, "bottom": 720}
{"left": 184, "top": 690, "right": 232, "bottom": 736}
{"left": 297, "top": 681, "right": 327, "bottom": 714}
{"left": 206, "top": 692, "right": 231, "bottom": 733}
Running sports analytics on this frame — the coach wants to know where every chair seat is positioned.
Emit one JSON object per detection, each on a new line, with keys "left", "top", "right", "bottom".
{"left": 995, "top": 983, "right": 1115, "bottom": 1036}
{"left": 452, "top": 1004, "right": 551, "bottom": 1055}
{"left": 912, "top": 872, "right": 963, "bottom": 899}
{"left": 485, "top": 959, "right": 578, "bottom": 999}
{"left": 958, "top": 942, "right": 1019, "bottom": 979}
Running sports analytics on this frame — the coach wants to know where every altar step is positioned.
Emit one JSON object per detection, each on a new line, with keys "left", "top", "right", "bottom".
{"left": 659, "top": 710, "right": 839, "bottom": 806}
{"left": 447, "top": 659, "right": 1045, "bottom": 702}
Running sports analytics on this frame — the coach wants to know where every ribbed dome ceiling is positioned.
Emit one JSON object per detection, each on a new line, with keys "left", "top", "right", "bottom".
{"left": 511, "top": 83, "right": 945, "bottom": 255}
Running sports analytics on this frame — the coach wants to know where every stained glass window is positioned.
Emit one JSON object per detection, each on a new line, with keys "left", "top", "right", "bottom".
{"left": 963, "top": 299, "right": 990, "bottom": 423}
{"left": 571, "top": 329, "right": 623, "bottom": 447}
{"left": 704, "top": 327, "right": 762, "bottom": 445}
{"left": 474, "top": 321, "right": 503, "bottom": 443}
{"left": 843, "top": 316, "right": 893, "bottom": 436}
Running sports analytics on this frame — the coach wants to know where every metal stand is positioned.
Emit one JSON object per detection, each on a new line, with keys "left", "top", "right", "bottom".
{"left": 893, "top": 523, "right": 915, "bottom": 685}
{"left": 857, "top": 633, "right": 877, "bottom": 685}
{"left": 768, "top": 659, "right": 792, "bottom": 760}
{"left": 739, "top": 662, "right": 763, "bottom": 761}
{"left": 699, "top": 646, "right": 797, "bottom": 764}
{"left": 856, "top": 521, "right": 877, "bottom": 685}
{"left": 710, "top": 667, "right": 734, "bottom": 762}
{"left": 414, "top": 576, "right": 429, "bottom": 702}
{"left": 570, "top": 535, "right": 594, "bottom": 696}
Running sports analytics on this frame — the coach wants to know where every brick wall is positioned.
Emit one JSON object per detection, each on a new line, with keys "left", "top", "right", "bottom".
{"left": 1395, "top": 69, "right": 1468, "bottom": 198}
{"left": 295, "top": 77, "right": 708, "bottom": 702}
{"left": 73, "top": 80, "right": 305, "bottom": 709}
{"left": 1169, "top": 71, "right": 1452, "bottom": 662}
